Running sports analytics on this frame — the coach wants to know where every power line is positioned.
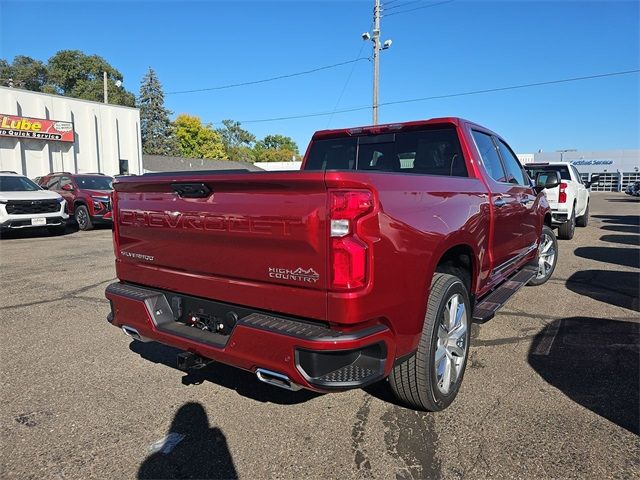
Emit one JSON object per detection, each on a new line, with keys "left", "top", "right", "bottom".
{"left": 384, "top": 0, "right": 428, "bottom": 12}
{"left": 326, "top": 40, "right": 369, "bottom": 128}
{"left": 236, "top": 69, "right": 639, "bottom": 124}
{"left": 165, "top": 58, "right": 369, "bottom": 95}
{"left": 385, "top": 0, "right": 455, "bottom": 17}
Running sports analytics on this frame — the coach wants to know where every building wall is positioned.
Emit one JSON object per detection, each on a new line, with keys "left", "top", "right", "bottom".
{"left": 0, "top": 87, "right": 142, "bottom": 178}
{"left": 517, "top": 149, "right": 640, "bottom": 191}
{"left": 516, "top": 153, "right": 535, "bottom": 165}
{"left": 532, "top": 149, "right": 639, "bottom": 175}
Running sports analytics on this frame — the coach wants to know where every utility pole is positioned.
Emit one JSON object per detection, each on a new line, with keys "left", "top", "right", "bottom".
{"left": 363, "top": 1, "right": 391, "bottom": 125}
{"left": 103, "top": 71, "right": 108, "bottom": 104}
{"left": 372, "top": 0, "right": 381, "bottom": 125}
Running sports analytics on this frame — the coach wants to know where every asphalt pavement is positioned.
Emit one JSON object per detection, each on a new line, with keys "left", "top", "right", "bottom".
{"left": 1, "top": 192, "right": 638, "bottom": 479}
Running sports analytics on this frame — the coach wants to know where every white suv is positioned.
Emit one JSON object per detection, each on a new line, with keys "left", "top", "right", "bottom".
{"left": 524, "top": 162, "right": 597, "bottom": 240}
{"left": 0, "top": 172, "right": 68, "bottom": 235}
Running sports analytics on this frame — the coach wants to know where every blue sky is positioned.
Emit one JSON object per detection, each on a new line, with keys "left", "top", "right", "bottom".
{"left": 1, "top": 0, "right": 638, "bottom": 153}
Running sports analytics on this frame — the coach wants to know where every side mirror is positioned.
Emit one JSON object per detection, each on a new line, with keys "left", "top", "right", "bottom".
{"left": 61, "top": 184, "right": 74, "bottom": 191}
{"left": 589, "top": 175, "right": 600, "bottom": 186}
{"left": 40, "top": 185, "right": 48, "bottom": 190}
{"left": 535, "top": 171, "right": 560, "bottom": 193}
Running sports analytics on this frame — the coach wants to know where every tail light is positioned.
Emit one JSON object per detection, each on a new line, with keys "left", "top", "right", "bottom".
{"left": 559, "top": 182, "right": 567, "bottom": 203}
{"left": 111, "top": 190, "right": 120, "bottom": 257}
{"left": 329, "top": 190, "right": 373, "bottom": 291}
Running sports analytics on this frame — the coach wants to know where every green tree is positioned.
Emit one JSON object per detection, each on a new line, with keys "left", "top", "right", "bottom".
{"left": 174, "top": 114, "right": 227, "bottom": 160}
{"left": 254, "top": 148, "right": 298, "bottom": 163}
{"left": 46, "top": 50, "right": 135, "bottom": 106}
{"left": 0, "top": 56, "right": 48, "bottom": 91}
{"left": 254, "top": 134, "right": 299, "bottom": 162}
{"left": 138, "top": 68, "right": 178, "bottom": 156}
{"left": 216, "top": 119, "right": 256, "bottom": 162}
{"left": 256, "top": 134, "right": 299, "bottom": 153}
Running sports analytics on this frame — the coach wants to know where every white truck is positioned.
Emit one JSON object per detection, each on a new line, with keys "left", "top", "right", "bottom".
{"left": 524, "top": 162, "right": 597, "bottom": 239}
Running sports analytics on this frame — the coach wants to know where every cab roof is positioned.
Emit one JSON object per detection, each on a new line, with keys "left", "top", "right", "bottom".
{"left": 312, "top": 117, "right": 498, "bottom": 140}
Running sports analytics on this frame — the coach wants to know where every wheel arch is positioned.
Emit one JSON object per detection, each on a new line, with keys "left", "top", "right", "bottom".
{"left": 73, "top": 199, "right": 90, "bottom": 215}
{"left": 433, "top": 243, "right": 476, "bottom": 297}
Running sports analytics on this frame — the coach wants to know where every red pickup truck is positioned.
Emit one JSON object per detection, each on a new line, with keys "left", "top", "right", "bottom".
{"left": 105, "top": 118, "right": 560, "bottom": 411}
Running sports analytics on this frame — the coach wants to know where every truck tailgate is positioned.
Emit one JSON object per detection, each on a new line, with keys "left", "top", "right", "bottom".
{"left": 544, "top": 185, "right": 559, "bottom": 204}
{"left": 113, "top": 172, "right": 328, "bottom": 295}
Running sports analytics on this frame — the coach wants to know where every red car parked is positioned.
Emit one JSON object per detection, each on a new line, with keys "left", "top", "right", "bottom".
{"left": 105, "top": 118, "right": 560, "bottom": 411}
{"left": 38, "top": 173, "right": 113, "bottom": 230}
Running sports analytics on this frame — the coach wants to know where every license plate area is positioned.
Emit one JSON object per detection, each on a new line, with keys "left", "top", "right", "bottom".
{"left": 144, "top": 290, "right": 256, "bottom": 348}
{"left": 31, "top": 217, "right": 47, "bottom": 226}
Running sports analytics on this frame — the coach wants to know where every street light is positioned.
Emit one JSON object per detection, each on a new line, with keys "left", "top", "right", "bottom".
{"left": 557, "top": 148, "right": 577, "bottom": 162}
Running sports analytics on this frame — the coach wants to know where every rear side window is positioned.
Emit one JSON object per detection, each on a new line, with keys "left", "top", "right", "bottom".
{"left": 305, "top": 137, "right": 357, "bottom": 170}
{"left": 524, "top": 165, "right": 571, "bottom": 181}
{"left": 571, "top": 165, "right": 583, "bottom": 184}
{"left": 471, "top": 131, "right": 507, "bottom": 183}
{"left": 305, "top": 127, "right": 467, "bottom": 177}
{"left": 496, "top": 140, "right": 527, "bottom": 186}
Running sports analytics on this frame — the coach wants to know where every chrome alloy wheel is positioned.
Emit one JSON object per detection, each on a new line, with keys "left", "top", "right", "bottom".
{"left": 76, "top": 208, "right": 88, "bottom": 229}
{"left": 435, "top": 293, "right": 468, "bottom": 395}
{"left": 536, "top": 232, "right": 556, "bottom": 280}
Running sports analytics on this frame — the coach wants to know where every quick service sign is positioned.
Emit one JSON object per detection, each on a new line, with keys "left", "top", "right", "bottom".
{"left": 0, "top": 114, "right": 74, "bottom": 142}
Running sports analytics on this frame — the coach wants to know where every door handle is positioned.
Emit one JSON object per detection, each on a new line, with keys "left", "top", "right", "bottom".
{"left": 520, "top": 197, "right": 532, "bottom": 205}
{"left": 494, "top": 197, "right": 507, "bottom": 208}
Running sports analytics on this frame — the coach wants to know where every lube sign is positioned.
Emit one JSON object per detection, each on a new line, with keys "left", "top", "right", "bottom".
{"left": 0, "top": 114, "right": 74, "bottom": 142}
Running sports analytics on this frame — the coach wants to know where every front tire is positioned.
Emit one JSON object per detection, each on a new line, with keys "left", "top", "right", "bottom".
{"left": 528, "top": 225, "right": 558, "bottom": 286}
{"left": 389, "top": 273, "right": 471, "bottom": 411}
{"left": 557, "top": 207, "right": 575, "bottom": 239}
{"left": 576, "top": 202, "right": 589, "bottom": 227}
{"left": 75, "top": 205, "right": 93, "bottom": 231}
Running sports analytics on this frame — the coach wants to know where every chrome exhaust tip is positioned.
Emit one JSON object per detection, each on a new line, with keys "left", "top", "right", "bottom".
{"left": 121, "top": 325, "right": 150, "bottom": 342}
{"left": 256, "top": 368, "right": 302, "bottom": 391}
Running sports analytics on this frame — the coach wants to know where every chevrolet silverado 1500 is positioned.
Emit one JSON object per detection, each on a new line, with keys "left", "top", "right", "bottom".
{"left": 105, "top": 118, "right": 560, "bottom": 411}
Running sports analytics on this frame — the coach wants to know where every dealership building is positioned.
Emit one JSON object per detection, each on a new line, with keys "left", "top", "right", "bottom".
{"left": 519, "top": 149, "right": 640, "bottom": 192}
{"left": 0, "top": 86, "right": 142, "bottom": 178}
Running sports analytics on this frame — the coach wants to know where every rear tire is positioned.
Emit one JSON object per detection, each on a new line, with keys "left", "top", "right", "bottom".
{"left": 576, "top": 202, "right": 589, "bottom": 227}
{"left": 557, "top": 207, "right": 575, "bottom": 239}
{"left": 528, "top": 225, "right": 558, "bottom": 286}
{"left": 389, "top": 272, "right": 471, "bottom": 411}
{"left": 75, "top": 205, "right": 93, "bottom": 231}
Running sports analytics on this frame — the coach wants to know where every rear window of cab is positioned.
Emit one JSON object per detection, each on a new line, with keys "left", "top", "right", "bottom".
{"left": 305, "top": 127, "right": 468, "bottom": 177}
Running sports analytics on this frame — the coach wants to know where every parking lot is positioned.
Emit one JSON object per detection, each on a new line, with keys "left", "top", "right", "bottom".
{"left": 1, "top": 192, "right": 638, "bottom": 479}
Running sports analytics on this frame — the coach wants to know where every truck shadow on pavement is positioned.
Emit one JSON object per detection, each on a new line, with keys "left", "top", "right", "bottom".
{"left": 573, "top": 246, "right": 640, "bottom": 269}
{"left": 592, "top": 214, "right": 640, "bottom": 226}
{"left": 129, "top": 341, "right": 320, "bottom": 405}
{"left": 600, "top": 224, "right": 640, "bottom": 234}
{"left": 528, "top": 317, "right": 639, "bottom": 435}
{"left": 606, "top": 198, "right": 640, "bottom": 203}
{"left": 138, "top": 402, "right": 238, "bottom": 479}
{"left": 599, "top": 234, "right": 640, "bottom": 246}
{"left": 566, "top": 270, "right": 639, "bottom": 311}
